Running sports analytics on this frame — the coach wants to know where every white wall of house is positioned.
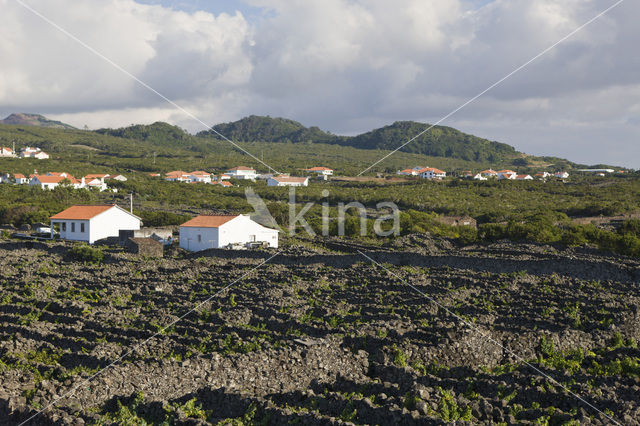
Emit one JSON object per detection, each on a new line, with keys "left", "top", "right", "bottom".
{"left": 180, "top": 216, "right": 278, "bottom": 251}
{"left": 53, "top": 220, "right": 91, "bottom": 242}
{"left": 227, "top": 170, "right": 257, "bottom": 180}
{"left": 266, "top": 177, "right": 309, "bottom": 187}
{"left": 180, "top": 227, "right": 218, "bottom": 252}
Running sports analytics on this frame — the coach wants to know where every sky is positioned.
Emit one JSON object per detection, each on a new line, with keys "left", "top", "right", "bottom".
{"left": 0, "top": 0, "right": 638, "bottom": 168}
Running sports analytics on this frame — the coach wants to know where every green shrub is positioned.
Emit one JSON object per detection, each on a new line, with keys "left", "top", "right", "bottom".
{"left": 68, "top": 245, "right": 104, "bottom": 263}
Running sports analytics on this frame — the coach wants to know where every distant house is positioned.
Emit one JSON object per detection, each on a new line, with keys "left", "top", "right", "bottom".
{"left": 50, "top": 204, "right": 141, "bottom": 244}
{"left": 219, "top": 174, "right": 232, "bottom": 181}
{"left": 479, "top": 169, "right": 498, "bottom": 178}
{"left": 418, "top": 167, "right": 446, "bottom": 179}
{"left": 188, "top": 171, "right": 212, "bottom": 183}
{"left": 14, "top": 173, "right": 28, "bottom": 184}
{"left": 84, "top": 177, "right": 108, "bottom": 191}
{"left": 179, "top": 215, "right": 278, "bottom": 251}
{"left": 20, "top": 147, "right": 49, "bottom": 159}
{"left": 226, "top": 166, "right": 257, "bottom": 180}
{"left": 214, "top": 181, "right": 233, "bottom": 187}
{"left": 106, "top": 174, "right": 127, "bottom": 182}
{"left": 497, "top": 170, "right": 517, "bottom": 180}
{"left": 515, "top": 174, "right": 533, "bottom": 180}
{"left": 436, "top": 216, "right": 477, "bottom": 229}
{"left": 30, "top": 174, "right": 81, "bottom": 190}
{"left": 267, "top": 175, "right": 309, "bottom": 187}
{"left": 165, "top": 171, "right": 190, "bottom": 182}
{"left": 397, "top": 167, "right": 423, "bottom": 176}
{"left": 554, "top": 171, "right": 570, "bottom": 179}
{"left": 534, "top": 172, "right": 551, "bottom": 179}
{"left": 473, "top": 173, "right": 488, "bottom": 181}
{"left": 0, "top": 147, "right": 16, "bottom": 157}
{"left": 305, "top": 167, "right": 333, "bottom": 179}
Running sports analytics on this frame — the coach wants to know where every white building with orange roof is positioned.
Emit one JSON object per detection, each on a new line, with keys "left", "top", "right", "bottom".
{"left": 14, "top": 173, "right": 28, "bottom": 184}
{"left": 418, "top": 167, "right": 446, "bottom": 179}
{"left": 305, "top": 166, "right": 333, "bottom": 176}
{"left": 179, "top": 215, "right": 278, "bottom": 251}
{"left": 479, "top": 169, "right": 499, "bottom": 178}
{"left": 515, "top": 174, "right": 534, "bottom": 180}
{"left": 188, "top": 171, "right": 213, "bottom": 183}
{"left": 30, "top": 174, "right": 82, "bottom": 190}
{"left": 497, "top": 170, "right": 517, "bottom": 180}
{"left": 20, "top": 147, "right": 49, "bottom": 159}
{"left": 165, "top": 171, "right": 190, "bottom": 182}
{"left": 50, "top": 205, "right": 140, "bottom": 244}
{"left": 0, "top": 147, "right": 16, "bottom": 157}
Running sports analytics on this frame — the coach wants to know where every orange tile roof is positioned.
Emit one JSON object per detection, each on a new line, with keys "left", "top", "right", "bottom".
{"left": 189, "top": 171, "right": 211, "bottom": 176}
{"left": 218, "top": 181, "right": 232, "bottom": 187}
{"left": 50, "top": 205, "right": 115, "bottom": 220}
{"left": 85, "top": 173, "right": 109, "bottom": 179}
{"left": 33, "top": 175, "right": 78, "bottom": 184}
{"left": 307, "top": 166, "right": 332, "bottom": 171}
{"left": 180, "top": 215, "right": 239, "bottom": 228}
{"left": 166, "top": 171, "right": 186, "bottom": 177}
{"left": 14, "top": 173, "right": 26, "bottom": 179}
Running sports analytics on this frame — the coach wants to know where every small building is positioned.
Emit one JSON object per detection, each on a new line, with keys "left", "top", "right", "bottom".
{"left": 554, "top": 171, "right": 570, "bottom": 179}
{"left": 106, "top": 174, "right": 127, "bottom": 182}
{"left": 0, "top": 147, "right": 16, "bottom": 157}
{"left": 267, "top": 175, "right": 309, "bottom": 187}
{"left": 534, "top": 172, "right": 551, "bottom": 179}
{"left": 126, "top": 238, "right": 164, "bottom": 257}
{"left": 418, "top": 167, "right": 446, "bottom": 179}
{"left": 473, "top": 173, "right": 488, "bottom": 181}
{"left": 14, "top": 173, "right": 28, "bottom": 184}
{"left": 226, "top": 166, "right": 257, "bottom": 180}
{"left": 515, "top": 174, "right": 533, "bottom": 180}
{"left": 180, "top": 215, "right": 278, "bottom": 251}
{"left": 479, "top": 169, "right": 498, "bottom": 178}
{"left": 305, "top": 167, "right": 333, "bottom": 179}
{"left": 188, "top": 171, "right": 213, "bottom": 183}
{"left": 165, "top": 171, "right": 190, "bottom": 182}
{"left": 20, "top": 147, "right": 49, "bottom": 159}
{"left": 214, "top": 181, "right": 233, "bottom": 187}
{"left": 497, "top": 170, "right": 517, "bottom": 180}
{"left": 50, "top": 204, "right": 141, "bottom": 244}
{"left": 30, "top": 174, "right": 82, "bottom": 190}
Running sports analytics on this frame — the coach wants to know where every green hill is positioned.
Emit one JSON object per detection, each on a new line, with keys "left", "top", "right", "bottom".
{"left": 0, "top": 113, "right": 76, "bottom": 130}
{"left": 199, "top": 116, "right": 517, "bottom": 163}
{"left": 95, "top": 122, "right": 190, "bottom": 148}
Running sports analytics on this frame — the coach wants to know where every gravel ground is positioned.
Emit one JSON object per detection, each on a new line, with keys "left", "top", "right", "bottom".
{"left": 0, "top": 237, "right": 639, "bottom": 425}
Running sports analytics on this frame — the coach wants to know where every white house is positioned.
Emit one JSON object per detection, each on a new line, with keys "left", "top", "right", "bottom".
{"left": 30, "top": 174, "right": 83, "bottom": 190}
{"left": 226, "top": 166, "right": 257, "bottom": 180}
{"left": 0, "top": 147, "right": 16, "bottom": 157}
{"left": 14, "top": 173, "right": 28, "bottom": 184}
{"left": 106, "top": 174, "right": 127, "bottom": 182}
{"left": 473, "top": 173, "right": 488, "bottom": 181}
{"left": 479, "top": 169, "right": 499, "bottom": 178}
{"left": 554, "top": 171, "right": 570, "bottom": 179}
{"left": 497, "top": 170, "right": 517, "bottom": 180}
{"left": 515, "top": 174, "right": 534, "bottom": 180}
{"left": 188, "top": 171, "right": 212, "bottom": 183}
{"left": 534, "top": 172, "right": 551, "bottom": 179}
{"left": 179, "top": 215, "right": 278, "bottom": 251}
{"left": 397, "top": 167, "right": 423, "bottom": 176}
{"left": 165, "top": 171, "right": 190, "bottom": 182}
{"left": 50, "top": 205, "right": 141, "bottom": 244}
{"left": 267, "top": 176, "right": 309, "bottom": 187}
{"left": 305, "top": 167, "right": 333, "bottom": 177}
{"left": 418, "top": 167, "right": 447, "bottom": 179}
{"left": 20, "top": 147, "right": 49, "bottom": 159}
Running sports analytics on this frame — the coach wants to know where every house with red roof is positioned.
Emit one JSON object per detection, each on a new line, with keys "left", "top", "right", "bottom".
{"left": 497, "top": 170, "right": 517, "bottom": 180}
{"left": 305, "top": 166, "right": 333, "bottom": 178}
{"left": 418, "top": 167, "right": 446, "bottom": 179}
{"left": 0, "top": 147, "right": 16, "bottom": 157}
{"left": 479, "top": 169, "right": 499, "bottom": 178}
{"left": 50, "top": 205, "right": 140, "bottom": 244}
{"left": 13, "top": 173, "right": 28, "bottom": 184}
{"left": 515, "top": 174, "right": 534, "bottom": 181}
{"left": 30, "top": 174, "right": 83, "bottom": 190}
{"left": 179, "top": 215, "right": 278, "bottom": 251}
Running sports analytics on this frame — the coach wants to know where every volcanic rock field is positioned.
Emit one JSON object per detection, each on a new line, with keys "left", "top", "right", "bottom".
{"left": 0, "top": 237, "right": 639, "bottom": 425}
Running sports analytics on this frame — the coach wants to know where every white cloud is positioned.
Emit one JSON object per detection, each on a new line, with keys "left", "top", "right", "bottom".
{"left": 0, "top": 0, "right": 638, "bottom": 167}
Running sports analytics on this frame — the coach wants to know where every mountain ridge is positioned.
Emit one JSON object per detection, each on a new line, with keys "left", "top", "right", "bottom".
{"left": 0, "top": 113, "right": 76, "bottom": 130}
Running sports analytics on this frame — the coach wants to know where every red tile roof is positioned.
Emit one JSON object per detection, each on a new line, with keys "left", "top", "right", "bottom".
{"left": 50, "top": 205, "right": 115, "bottom": 220}
{"left": 33, "top": 175, "right": 78, "bottom": 184}
{"left": 180, "top": 215, "right": 239, "bottom": 228}
{"left": 14, "top": 173, "right": 26, "bottom": 179}
{"left": 306, "top": 167, "right": 332, "bottom": 171}
{"left": 84, "top": 173, "right": 109, "bottom": 179}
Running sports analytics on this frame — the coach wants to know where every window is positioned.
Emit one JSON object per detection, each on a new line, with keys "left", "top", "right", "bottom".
{"left": 197, "top": 234, "right": 202, "bottom": 243}
{"left": 80, "top": 223, "right": 85, "bottom": 233}
{"left": 62, "top": 223, "right": 66, "bottom": 232}
{"left": 71, "top": 223, "right": 75, "bottom": 232}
